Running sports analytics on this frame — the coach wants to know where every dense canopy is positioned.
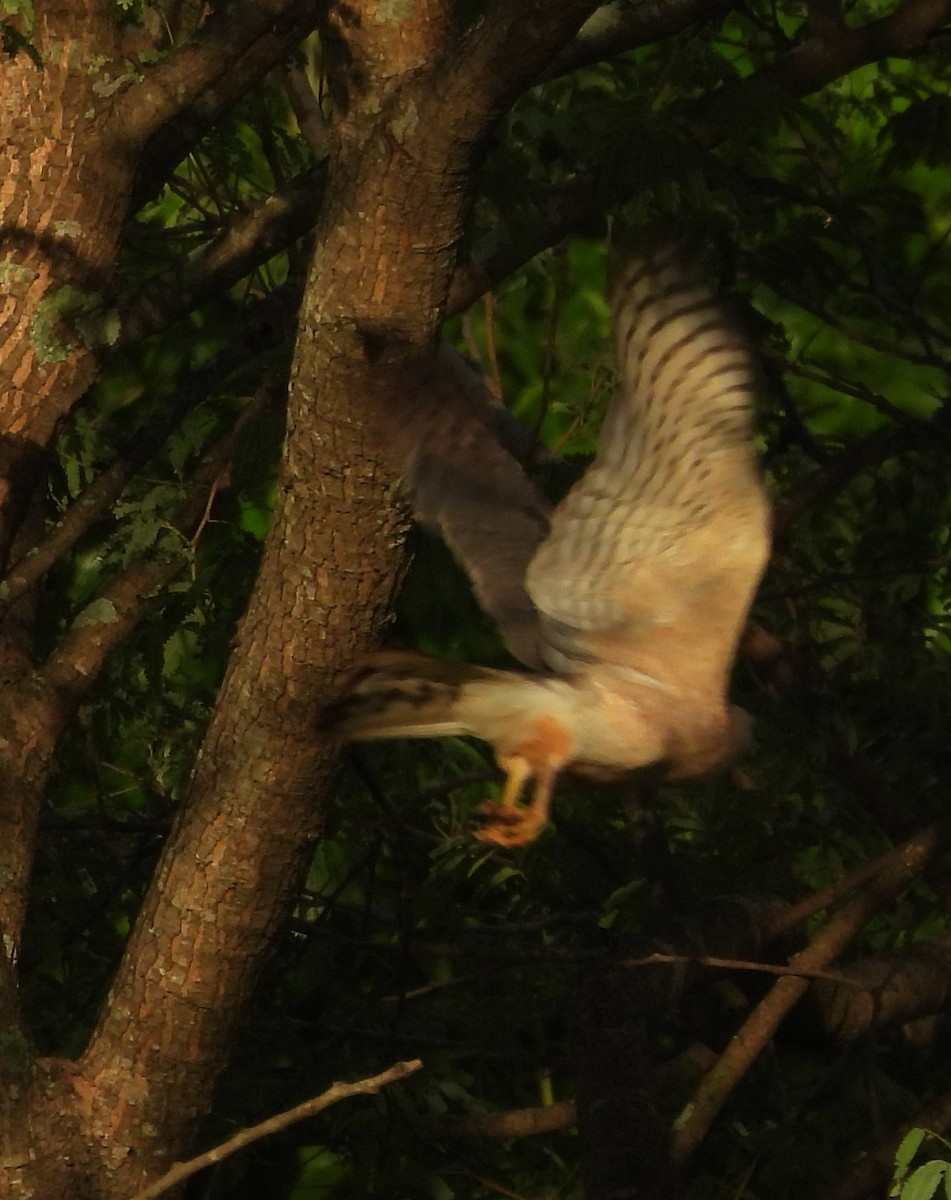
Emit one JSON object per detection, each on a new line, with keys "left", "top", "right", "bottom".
{"left": 2, "top": 2, "right": 951, "bottom": 1198}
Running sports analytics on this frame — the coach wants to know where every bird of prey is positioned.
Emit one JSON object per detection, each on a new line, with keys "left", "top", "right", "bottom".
{"left": 328, "top": 242, "right": 771, "bottom": 847}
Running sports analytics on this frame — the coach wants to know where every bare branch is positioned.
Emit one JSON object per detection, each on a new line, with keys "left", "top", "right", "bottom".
{"left": 669, "top": 821, "right": 951, "bottom": 1172}
{"left": 453, "top": 1, "right": 603, "bottom": 117}
{"left": 39, "top": 382, "right": 278, "bottom": 697}
{"left": 765, "top": 839, "right": 922, "bottom": 938}
{"left": 116, "top": 176, "right": 322, "bottom": 348}
{"left": 440, "top": 1100, "right": 576, "bottom": 1140}
{"left": 118, "top": 0, "right": 306, "bottom": 137}
{"left": 626, "top": 950, "right": 865, "bottom": 989}
{"left": 541, "top": 0, "right": 733, "bottom": 79}
{"left": 282, "top": 64, "right": 331, "bottom": 162}
{"left": 121, "top": 0, "right": 320, "bottom": 206}
{"left": 127, "top": 1059, "right": 423, "bottom": 1200}
{"left": 0, "top": 288, "right": 295, "bottom": 614}
{"left": 753, "top": 0, "right": 951, "bottom": 97}
{"left": 815, "top": 933, "right": 951, "bottom": 1041}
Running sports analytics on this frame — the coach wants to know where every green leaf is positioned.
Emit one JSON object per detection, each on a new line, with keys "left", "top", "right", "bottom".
{"left": 897, "top": 1131, "right": 930, "bottom": 1175}
{"left": 901, "top": 1162, "right": 949, "bottom": 1200}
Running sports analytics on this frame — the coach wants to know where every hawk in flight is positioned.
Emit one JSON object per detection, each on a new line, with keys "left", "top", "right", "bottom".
{"left": 328, "top": 242, "right": 771, "bottom": 846}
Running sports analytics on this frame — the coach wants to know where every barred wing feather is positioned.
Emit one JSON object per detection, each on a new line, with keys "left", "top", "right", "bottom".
{"left": 526, "top": 243, "right": 770, "bottom": 691}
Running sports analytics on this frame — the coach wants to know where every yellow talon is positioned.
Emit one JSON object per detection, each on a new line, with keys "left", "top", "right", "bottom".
{"left": 474, "top": 758, "right": 555, "bottom": 847}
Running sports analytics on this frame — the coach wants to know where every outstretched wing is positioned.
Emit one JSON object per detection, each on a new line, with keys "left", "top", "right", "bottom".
{"left": 526, "top": 242, "right": 770, "bottom": 693}
{"left": 380, "top": 347, "right": 551, "bottom": 669}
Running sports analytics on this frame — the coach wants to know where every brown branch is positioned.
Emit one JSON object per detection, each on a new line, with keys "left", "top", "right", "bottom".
{"left": 669, "top": 821, "right": 951, "bottom": 1173}
{"left": 115, "top": 0, "right": 951, "bottom": 356}
{"left": 765, "top": 839, "right": 913, "bottom": 938}
{"left": 115, "top": 20, "right": 607, "bottom": 347}
{"left": 451, "top": 1, "right": 603, "bottom": 120}
{"left": 822, "top": 1091, "right": 951, "bottom": 1200}
{"left": 118, "top": 0, "right": 309, "bottom": 140}
{"left": 439, "top": 1100, "right": 576, "bottom": 1140}
{"left": 126, "top": 1059, "right": 423, "bottom": 1200}
{"left": 627, "top": 951, "right": 864, "bottom": 989}
{"left": 815, "top": 933, "right": 951, "bottom": 1041}
{"left": 753, "top": 0, "right": 951, "bottom": 98}
{"left": 123, "top": 0, "right": 320, "bottom": 207}
{"left": 38, "top": 382, "right": 278, "bottom": 698}
{"left": 104, "top": 0, "right": 951, "bottom": 360}
{"left": 541, "top": 0, "right": 734, "bottom": 79}
{"left": 133, "top": 162, "right": 595, "bottom": 347}
{"left": 117, "top": 168, "right": 324, "bottom": 348}
{"left": 282, "top": 64, "right": 330, "bottom": 162}
{"left": 0, "top": 289, "right": 294, "bottom": 614}
{"left": 451, "top": 0, "right": 951, "bottom": 316}
{"left": 772, "top": 414, "right": 948, "bottom": 537}
{"left": 39, "top": 558, "right": 185, "bottom": 700}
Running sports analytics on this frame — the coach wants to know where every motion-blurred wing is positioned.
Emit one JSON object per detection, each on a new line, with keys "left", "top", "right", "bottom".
{"left": 526, "top": 242, "right": 770, "bottom": 693}
{"left": 382, "top": 347, "right": 551, "bottom": 669}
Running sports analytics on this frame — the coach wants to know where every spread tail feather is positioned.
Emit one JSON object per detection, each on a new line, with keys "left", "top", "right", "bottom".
{"left": 322, "top": 650, "right": 509, "bottom": 742}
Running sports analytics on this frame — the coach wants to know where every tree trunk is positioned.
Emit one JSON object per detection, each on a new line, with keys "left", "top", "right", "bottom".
{"left": 0, "top": 3, "right": 602, "bottom": 1194}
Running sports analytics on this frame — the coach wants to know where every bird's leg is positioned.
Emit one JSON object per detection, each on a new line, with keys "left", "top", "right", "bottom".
{"left": 474, "top": 755, "right": 531, "bottom": 843}
{"left": 475, "top": 758, "right": 555, "bottom": 847}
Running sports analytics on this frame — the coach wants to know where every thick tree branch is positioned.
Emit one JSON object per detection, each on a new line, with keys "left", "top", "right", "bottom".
{"left": 451, "top": 1, "right": 603, "bottom": 121}
{"left": 75, "top": 6, "right": 478, "bottom": 1182}
{"left": 541, "top": 0, "right": 734, "bottom": 79}
{"left": 118, "top": 0, "right": 306, "bottom": 139}
{"left": 117, "top": 168, "right": 324, "bottom": 347}
{"left": 669, "top": 821, "right": 951, "bottom": 1172}
{"left": 753, "top": 0, "right": 951, "bottom": 97}
{"left": 765, "top": 839, "right": 919, "bottom": 938}
{"left": 113, "top": 0, "right": 951, "bottom": 357}
{"left": 122, "top": 164, "right": 595, "bottom": 352}
{"left": 122, "top": 0, "right": 320, "bottom": 207}
{"left": 814, "top": 934, "right": 951, "bottom": 1041}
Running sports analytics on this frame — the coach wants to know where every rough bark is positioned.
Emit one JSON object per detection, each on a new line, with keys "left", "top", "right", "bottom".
{"left": 0, "top": 4, "right": 317, "bottom": 1196}
{"left": 0, "top": 1, "right": 143, "bottom": 968}
{"left": 74, "top": 5, "right": 604, "bottom": 1187}
{"left": 1, "top": 0, "right": 945, "bottom": 1196}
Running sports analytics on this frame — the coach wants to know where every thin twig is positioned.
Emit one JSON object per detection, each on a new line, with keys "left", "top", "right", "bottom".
{"left": 126, "top": 1059, "right": 423, "bottom": 1200}
{"left": 626, "top": 951, "right": 866, "bottom": 989}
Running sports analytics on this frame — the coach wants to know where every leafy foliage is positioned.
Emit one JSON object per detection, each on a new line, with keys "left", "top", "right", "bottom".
{"left": 14, "top": 2, "right": 951, "bottom": 1198}
{"left": 892, "top": 1131, "right": 951, "bottom": 1200}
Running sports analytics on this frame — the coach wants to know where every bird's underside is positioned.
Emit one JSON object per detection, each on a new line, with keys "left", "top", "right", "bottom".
{"left": 328, "top": 649, "right": 755, "bottom": 845}
{"left": 326, "top": 240, "right": 771, "bottom": 846}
